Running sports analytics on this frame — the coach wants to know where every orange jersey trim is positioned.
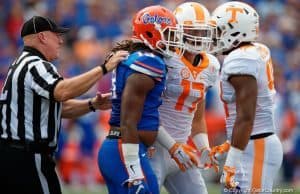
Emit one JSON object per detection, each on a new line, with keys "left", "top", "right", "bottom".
{"left": 180, "top": 52, "right": 209, "bottom": 79}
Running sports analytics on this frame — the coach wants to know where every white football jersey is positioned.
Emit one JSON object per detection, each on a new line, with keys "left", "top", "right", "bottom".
{"left": 160, "top": 53, "right": 220, "bottom": 142}
{"left": 220, "top": 43, "right": 276, "bottom": 139}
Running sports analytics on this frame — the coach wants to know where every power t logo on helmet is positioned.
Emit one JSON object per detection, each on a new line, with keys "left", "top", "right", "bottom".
{"left": 210, "top": 1, "right": 259, "bottom": 54}
{"left": 226, "top": 7, "right": 244, "bottom": 23}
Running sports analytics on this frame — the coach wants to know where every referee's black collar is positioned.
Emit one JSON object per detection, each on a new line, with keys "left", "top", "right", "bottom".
{"left": 23, "top": 46, "right": 47, "bottom": 61}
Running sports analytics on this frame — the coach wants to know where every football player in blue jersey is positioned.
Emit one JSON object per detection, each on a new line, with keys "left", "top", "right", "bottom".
{"left": 97, "top": 5, "right": 199, "bottom": 194}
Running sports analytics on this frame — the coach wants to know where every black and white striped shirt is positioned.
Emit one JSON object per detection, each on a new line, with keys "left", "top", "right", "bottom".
{"left": 0, "top": 46, "right": 63, "bottom": 148}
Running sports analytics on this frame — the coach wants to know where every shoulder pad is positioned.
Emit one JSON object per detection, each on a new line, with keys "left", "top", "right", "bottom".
{"left": 122, "top": 51, "right": 166, "bottom": 78}
{"left": 206, "top": 54, "right": 220, "bottom": 73}
{"left": 225, "top": 43, "right": 271, "bottom": 64}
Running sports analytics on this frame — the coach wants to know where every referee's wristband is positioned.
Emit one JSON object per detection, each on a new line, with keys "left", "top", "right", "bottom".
{"left": 88, "top": 99, "right": 96, "bottom": 112}
{"left": 100, "top": 64, "right": 108, "bottom": 75}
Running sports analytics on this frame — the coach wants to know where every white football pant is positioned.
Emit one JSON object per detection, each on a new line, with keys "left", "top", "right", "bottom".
{"left": 223, "top": 134, "right": 283, "bottom": 194}
{"left": 149, "top": 141, "right": 208, "bottom": 194}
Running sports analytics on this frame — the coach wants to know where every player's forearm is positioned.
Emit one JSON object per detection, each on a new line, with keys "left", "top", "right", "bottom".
{"left": 229, "top": 75, "right": 257, "bottom": 151}
{"left": 191, "top": 119, "right": 207, "bottom": 137}
{"left": 231, "top": 118, "right": 254, "bottom": 150}
{"left": 120, "top": 109, "right": 142, "bottom": 143}
{"left": 157, "top": 126, "right": 176, "bottom": 150}
{"left": 54, "top": 67, "right": 102, "bottom": 101}
{"left": 122, "top": 143, "right": 144, "bottom": 182}
{"left": 192, "top": 133, "right": 209, "bottom": 150}
{"left": 191, "top": 110, "right": 209, "bottom": 150}
{"left": 191, "top": 100, "right": 207, "bottom": 136}
{"left": 121, "top": 120, "right": 140, "bottom": 144}
{"left": 61, "top": 99, "right": 91, "bottom": 118}
{"left": 191, "top": 101, "right": 209, "bottom": 149}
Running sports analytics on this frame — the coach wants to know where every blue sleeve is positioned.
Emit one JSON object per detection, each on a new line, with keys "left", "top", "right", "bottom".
{"left": 122, "top": 51, "right": 166, "bottom": 82}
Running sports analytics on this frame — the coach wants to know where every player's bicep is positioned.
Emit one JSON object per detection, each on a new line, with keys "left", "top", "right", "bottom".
{"left": 229, "top": 75, "right": 257, "bottom": 121}
{"left": 121, "top": 73, "right": 155, "bottom": 126}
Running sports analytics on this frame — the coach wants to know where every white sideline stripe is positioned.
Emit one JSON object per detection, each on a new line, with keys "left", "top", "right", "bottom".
{"left": 35, "top": 154, "right": 50, "bottom": 194}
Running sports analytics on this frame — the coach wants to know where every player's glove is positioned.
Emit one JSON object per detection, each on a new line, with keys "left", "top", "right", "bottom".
{"left": 220, "top": 166, "right": 239, "bottom": 189}
{"left": 220, "top": 146, "right": 243, "bottom": 189}
{"left": 210, "top": 140, "right": 230, "bottom": 160}
{"left": 128, "top": 179, "right": 151, "bottom": 194}
{"left": 156, "top": 126, "right": 199, "bottom": 171}
{"left": 169, "top": 142, "right": 199, "bottom": 171}
{"left": 192, "top": 133, "right": 219, "bottom": 172}
{"left": 198, "top": 147, "right": 219, "bottom": 172}
{"left": 203, "top": 140, "right": 230, "bottom": 172}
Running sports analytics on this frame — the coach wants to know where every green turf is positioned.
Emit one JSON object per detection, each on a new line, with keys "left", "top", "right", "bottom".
{"left": 62, "top": 183, "right": 299, "bottom": 194}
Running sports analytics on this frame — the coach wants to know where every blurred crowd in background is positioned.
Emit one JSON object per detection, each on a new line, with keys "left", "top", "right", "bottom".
{"left": 0, "top": 0, "right": 299, "bottom": 190}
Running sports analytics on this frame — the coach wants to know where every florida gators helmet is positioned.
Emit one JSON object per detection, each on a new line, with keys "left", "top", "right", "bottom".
{"left": 132, "top": 5, "right": 184, "bottom": 57}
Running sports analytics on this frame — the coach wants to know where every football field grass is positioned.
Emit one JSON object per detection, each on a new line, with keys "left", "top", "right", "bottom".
{"left": 62, "top": 183, "right": 219, "bottom": 194}
{"left": 62, "top": 183, "right": 299, "bottom": 194}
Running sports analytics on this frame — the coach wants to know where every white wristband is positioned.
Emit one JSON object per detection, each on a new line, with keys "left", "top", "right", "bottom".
{"left": 192, "top": 133, "right": 209, "bottom": 150}
{"left": 224, "top": 146, "right": 243, "bottom": 167}
{"left": 122, "top": 143, "right": 144, "bottom": 181}
{"left": 156, "top": 126, "right": 176, "bottom": 150}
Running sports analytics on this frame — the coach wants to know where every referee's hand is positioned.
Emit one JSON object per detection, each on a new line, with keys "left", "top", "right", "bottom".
{"left": 103, "top": 50, "right": 129, "bottom": 72}
{"left": 91, "top": 92, "right": 112, "bottom": 110}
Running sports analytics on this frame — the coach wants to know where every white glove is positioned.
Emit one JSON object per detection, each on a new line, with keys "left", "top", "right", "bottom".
{"left": 156, "top": 126, "right": 199, "bottom": 171}
{"left": 192, "top": 133, "right": 219, "bottom": 172}
{"left": 220, "top": 146, "right": 242, "bottom": 189}
{"left": 210, "top": 140, "right": 230, "bottom": 160}
{"left": 220, "top": 166, "right": 239, "bottom": 189}
{"left": 198, "top": 147, "right": 219, "bottom": 172}
{"left": 169, "top": 142, "right": 199, "bottom": 171}
{"left": 205, "top": 140, "right": 231, "bottom": 172}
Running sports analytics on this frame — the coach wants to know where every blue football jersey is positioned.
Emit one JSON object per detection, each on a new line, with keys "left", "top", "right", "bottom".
{"left": 109, "top": 51, "right": 166, "bottom": 130}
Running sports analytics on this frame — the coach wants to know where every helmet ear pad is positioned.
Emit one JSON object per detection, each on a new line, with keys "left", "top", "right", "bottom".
{"left": 145, "top": 31, "right": 153, "bottom": 38}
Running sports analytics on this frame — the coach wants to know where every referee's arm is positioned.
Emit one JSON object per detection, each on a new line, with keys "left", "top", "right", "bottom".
{"left": 61, "top": 99, "right": 92, "bottom": 118}
{"left": 61, "top": 92, "right": 111, "bottom": 118}
{"left": 53, "top": 51, "right": 128, "bottom": 102}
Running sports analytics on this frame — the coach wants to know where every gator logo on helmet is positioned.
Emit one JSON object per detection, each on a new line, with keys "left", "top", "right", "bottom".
{"left": 142, "top": 14, "right": 171, "bottom": 25}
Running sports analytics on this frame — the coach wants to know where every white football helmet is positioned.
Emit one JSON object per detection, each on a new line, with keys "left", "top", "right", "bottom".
{"left": 174, "top": 2, "right": 213, "bottom": 53}
{"left": 210, "top": 1, "right": 259, "bottom": 54}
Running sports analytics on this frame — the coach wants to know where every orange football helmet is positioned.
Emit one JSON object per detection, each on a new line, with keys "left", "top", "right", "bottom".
{"left": 132, "top": 5, "right": 184, "bottom": 57}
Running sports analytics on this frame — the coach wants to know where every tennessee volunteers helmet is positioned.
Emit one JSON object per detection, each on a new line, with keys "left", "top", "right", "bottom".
{"left": 174, "top": 2, "right": 213, "bottom": 53}
{"left": 210, "top": 1, "right": 259, "bottom": 54}
{"left": 132, "top": 5, "right": 184, "bottom": 57}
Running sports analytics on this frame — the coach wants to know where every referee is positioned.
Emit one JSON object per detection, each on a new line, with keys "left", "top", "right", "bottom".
{"left": 0, "top": 16, "right": 128, "bottom": 194}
